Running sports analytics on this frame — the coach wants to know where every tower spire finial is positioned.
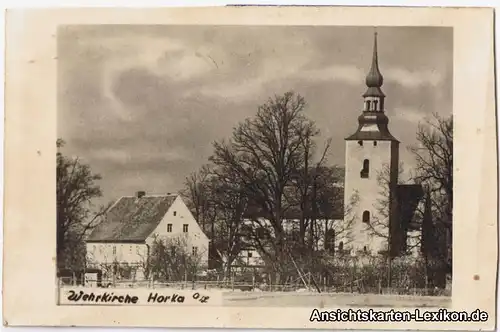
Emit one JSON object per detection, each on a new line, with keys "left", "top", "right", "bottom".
{"left": 365, "top": 30, "right": 383, "bottom": 88}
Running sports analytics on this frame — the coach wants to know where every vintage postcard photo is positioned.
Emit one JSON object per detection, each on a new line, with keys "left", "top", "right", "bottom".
{"left": 3, "top": 6, "right": 497, "bottom": 331}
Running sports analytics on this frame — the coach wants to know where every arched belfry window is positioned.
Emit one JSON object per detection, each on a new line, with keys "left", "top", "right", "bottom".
{"left": 362, "top": 211, "right": 370, "bottom": 223}
{"left": 366, "top": 100, "right": 371, "bottom": 111}
{"left": 373, "top": 100, "right": 378, "bottom": 111}
{"left": 360, "top": 159, "right": 369, "bottom": 178}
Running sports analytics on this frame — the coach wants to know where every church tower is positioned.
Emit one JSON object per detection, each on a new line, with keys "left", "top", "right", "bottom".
{"left": 343, "top": 32, "right": 400, "bottom": 255}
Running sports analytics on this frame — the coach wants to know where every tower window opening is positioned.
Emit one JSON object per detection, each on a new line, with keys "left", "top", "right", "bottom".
{"left": 360, "top": 159, "right": 369, "bottom": 178}
{"left": 362, "top": 211, "right": 370, "bottom": 223}
{"left": 373, "top": 100, "right": 378, "bottom": 111}
{"left": 358, "top": 140, "right": 363, "bottom": 146}
{"left": 366, "top": 100, "right": 371, "bottom": 111}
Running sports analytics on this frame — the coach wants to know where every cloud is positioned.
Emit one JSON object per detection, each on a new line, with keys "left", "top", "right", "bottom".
{"left": 392, "top": 107, "right": 426, "bottom": 124}
{"left": 58, "top": 26, "right": 452, "bottom": 204}
{"left": 385, "top": 68, "right": 443, "bottom": 88}
{"left": 194, "top": 65, "right": 365, "bottom": 101}
{"left": 194, "top": 64, "right": 441, "bottom": 101}
{"left": 296, "top": 65, "right": 365, "bottom": 84}
{"left": 88, "top": 148, "right": 131, "bottom": 163}
{"left": 88, "top": 146, "right": 190, "bottom": 165}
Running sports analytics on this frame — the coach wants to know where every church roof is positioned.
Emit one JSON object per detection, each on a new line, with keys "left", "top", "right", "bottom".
{"left": 364, "top": 31, "right": 385, "bottom": 97}
{"left": 345, "top": 129, "right": 399, "bottom": 141}
{"left": 346, "top": 31, "right": 398, "bottom": 142}
{"left": 345, "top": 112, "right": 399, "bottom": 141}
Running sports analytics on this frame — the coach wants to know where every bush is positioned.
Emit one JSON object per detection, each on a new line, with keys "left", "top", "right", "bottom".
{"left": 318, "top": 253, "right": 432, "bottom": 292}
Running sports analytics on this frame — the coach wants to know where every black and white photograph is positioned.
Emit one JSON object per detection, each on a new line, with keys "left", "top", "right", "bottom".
{"left": 3, "top": 6, "right": 497, "bottom": 330}
{"left": 56, "top": 24, "right": 453, "bottom": 307}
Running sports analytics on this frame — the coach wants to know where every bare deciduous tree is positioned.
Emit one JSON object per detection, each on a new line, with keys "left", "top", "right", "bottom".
{"left": 209, "top": 177, "right": 248, "bottom": 279}
{"left": 57, "top": 139, "right": 109, "bottom": 270}
{"left": 366, "top": 162, "right": 406, "bottom": 243}
{"left": 409, "top": 114, "right": 453, "bottom": 226}
{"left": 148, "top": 235, "right": 205, "bottom": 282}
{"left": 208, "top": 92, "right": 327, "bottom": 282}
{"left": 183, "top": 166, "right": 248, "bottom": 279}
{"left": 409, "top": 113, "right": 453, "bottom": 281}
{"left": 182, "top": 165, "right": 217, "bottom": 236}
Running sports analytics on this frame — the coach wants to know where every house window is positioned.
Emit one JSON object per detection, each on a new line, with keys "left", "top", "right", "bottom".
{"left": 248, "top": 251, "right": 253, "bottom": 258}
{"left": 167, "top": 224, "right": 173, "bottom": 232}
{"left": 112, "top": 246, "right": 116, "bottom": 255}
{"left": 129, "top": 245, "right": 132, "bottom": 253}
{"left": 173, "top": 211, "right": 177, "bottom": 216}
{"left": 183, "top": 224, "right": 189, "bottom": 233}
{"left": 362, "top": 211, "right": 370, "bottom": 223}
{"left": 373, "top": 141, "right": 377, "bottom": 146}
{"left": 192, "top": 246, "right": 198, "bottom": 255}
{"left": 360, "top": 159, "right": 369, "bottom": 178}
{"left": 358, "top": 140, "right": 363, "bottom": 146}
{"left": 338, "top": 241, "right": 344, "bottom": 252}
{"left": 363, "top": 246, "right": 368, "bottom": 253}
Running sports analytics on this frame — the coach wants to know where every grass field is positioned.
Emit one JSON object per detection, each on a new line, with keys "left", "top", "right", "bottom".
{"left": 222, "top": 291, "right": 451, "bottom": 308}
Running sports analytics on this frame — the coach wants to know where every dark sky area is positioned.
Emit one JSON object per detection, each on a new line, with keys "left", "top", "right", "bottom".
{"left": 57, "top": 25, "right": 453, "bottom": 206}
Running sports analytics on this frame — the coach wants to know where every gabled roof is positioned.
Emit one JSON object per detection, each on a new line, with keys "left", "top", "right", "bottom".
{"left": 87, "top": 194, "right": 177, "bottom": 243}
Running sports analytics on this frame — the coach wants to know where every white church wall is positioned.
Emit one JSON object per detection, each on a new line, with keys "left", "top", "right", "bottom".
{"left": 343, "top": 139, "right": 399, "bottom": 255}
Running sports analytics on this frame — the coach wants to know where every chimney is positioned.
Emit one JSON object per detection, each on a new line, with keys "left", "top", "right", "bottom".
{"left": 136, "top": 191, "right": 146, "bottom": 199}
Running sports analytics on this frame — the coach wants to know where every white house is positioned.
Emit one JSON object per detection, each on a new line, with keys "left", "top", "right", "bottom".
{"left": 86, "top": 192, "right": 209, "bottom": 280}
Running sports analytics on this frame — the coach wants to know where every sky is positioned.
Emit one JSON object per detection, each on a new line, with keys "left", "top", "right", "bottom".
{"left": 57, "top": 25, "right": 453, "bottom": 206}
